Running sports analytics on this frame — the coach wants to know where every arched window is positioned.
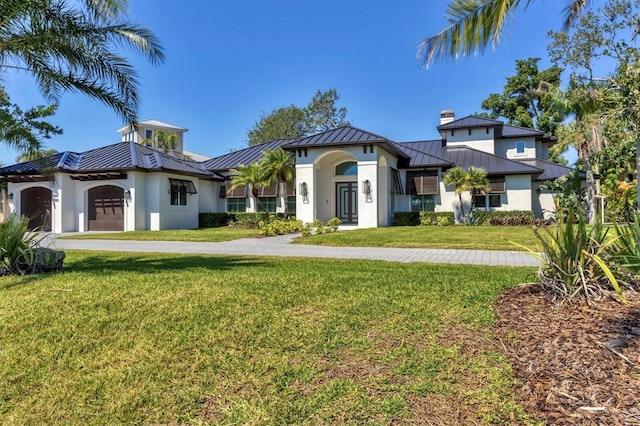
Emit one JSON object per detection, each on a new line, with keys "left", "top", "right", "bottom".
{"left": 335, "top": 161, "right": 357, "bottom": 176}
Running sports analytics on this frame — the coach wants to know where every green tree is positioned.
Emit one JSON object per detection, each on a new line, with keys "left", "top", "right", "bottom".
{"left": 443, "top": 166, "right": 489, "bottom": 222}
{"left": 1, "top": 0, "right": 164, "bottom": 126}
{"left": 481, "top": 58, "right": 565, "bottom": 135}
{"left": 247, "top": 105, "right": 307, "bottom": 146}
{"left": 155, "top": 130, "right": 177, "bottom": 154}
{"left": 0, "top": 88, "right": 62, "bottom": 154}
{"left": 247, "top": 89, "right": 350, "bottom": 146}
{"left": 261, "top": 148, "right": 295, "bottom": 216}
{"left": 16, "top": 148, "right": 58, "bottom": 163}
{"left": 228, "top": 162, "right": 269, "bottom": 212}
{"left": 418, "top": 0, "right": 589, "bottom": 68}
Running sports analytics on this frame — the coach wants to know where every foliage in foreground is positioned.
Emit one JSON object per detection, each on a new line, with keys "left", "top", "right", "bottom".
{"left": 0, "top": 251, "right": 534, "bottom": 425}
{"left": 0, "top": 214, "right": 41, "bottom": 275}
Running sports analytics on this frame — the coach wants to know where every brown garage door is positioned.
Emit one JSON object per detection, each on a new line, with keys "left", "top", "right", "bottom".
{"left": 21, "top": 187, "right": 52, "bottom": 231}
{"left": 88, "top": 185, "right": 124, "bottom": 231}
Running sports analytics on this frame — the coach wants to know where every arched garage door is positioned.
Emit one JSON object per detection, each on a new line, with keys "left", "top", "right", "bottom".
{"left": 21, "top": 187, "right": 52, "bottom": 231}
{"left": 88, "top": 185, "right": 124, "bottom": 231}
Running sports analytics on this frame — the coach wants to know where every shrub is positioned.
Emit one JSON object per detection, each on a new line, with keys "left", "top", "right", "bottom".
{"left": 230, "top": 212, "right": 283, "bottom": 229}
{"left": 525, "top": 211, "right": 627, "bottom": 305}
{"left": 419, "top": 212, "right": 455, "bottom": 226}
{"left": 198, "top": 212, "right": 232, "bottom": 228}
{"left": 301, "top": 217, "right": 342, "bottom": 237}
{"left": 0, "top": 214, "right": 43, "bottom": 275}
{"left": 258, "top": 217, "right": 304, "bottom": 237}
{"left": 392, "top": 212, "right": 420, "bottom": 226}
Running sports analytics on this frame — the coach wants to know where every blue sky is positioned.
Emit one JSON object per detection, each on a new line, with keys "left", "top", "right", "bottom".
{"left": 4, "top": 0, "right": 573, "bottom": 165}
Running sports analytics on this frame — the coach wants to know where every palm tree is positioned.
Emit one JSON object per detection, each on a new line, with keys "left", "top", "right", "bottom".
{"left": 0, "top": 0, "right": 164, "bottom": 125}
{"left": 443, "top": 166, "right": 490, "bottom": 222}
{"left": 261, "top": 148, "right": 295, "bottom": 216}
{"left": 155, "top": 131, "right": 177, "bottom": 154}
{"left": 418, "top": 0, "right": 591, "bottom": 68}
{"left": 16, "top": 148, "right": 58, "bottom": 163}
{"left": 443, "top": 166, "right": 469, "bottom": 221}
{"left": 228, "top": 162, "right": 269, "bottom": 210}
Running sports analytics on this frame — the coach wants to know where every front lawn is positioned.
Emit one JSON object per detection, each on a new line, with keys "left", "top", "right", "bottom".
{"left": 0, "top": 251, "right": 536, "bottom": 425}
{"left": 57, "top": 227, "right": 258, "bottom": 242}
{"left": 295, "top": 225, "right": 541, "bottom": 251}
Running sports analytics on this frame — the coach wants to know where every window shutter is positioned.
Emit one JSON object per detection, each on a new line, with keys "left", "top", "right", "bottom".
{"left": 414, "top": 176, "right": 438, "bottom": 195}
{"left": 489, "top": 177, "right": 505, "bottom": 193}
{"left": 169, "top": 178, "right": 197, "bottom": 194}
{"left": 258, "top": 183, "right": 278, "bottom": 197}
{"left": 227, "top": 185, "right": 246, "bottom": 198}
{"left": 218, "top": 185, "right": 226, "bottom": 199}
{"left": 390, "top": 169, "right": 404, "bottom": 194}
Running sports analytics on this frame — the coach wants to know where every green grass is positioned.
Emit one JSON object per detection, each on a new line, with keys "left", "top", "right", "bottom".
{"left": 57, "top": 227, "right": 258, "bottom": 242}
{"left": 295, "top": 226, "right": 541, "bottom": 251}
{"left": 0, "top": 251, "right": 537, "bottom": 425}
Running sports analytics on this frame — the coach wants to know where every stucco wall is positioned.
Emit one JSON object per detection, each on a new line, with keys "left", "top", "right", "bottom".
{"left": 445, "top": 127, "right": 496, "bottom": 154}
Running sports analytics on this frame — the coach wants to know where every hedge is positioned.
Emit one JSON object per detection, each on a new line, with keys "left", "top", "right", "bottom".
{"left": 199, "top": 212, "right": 232, "bottom": 228}
{"left": 393, "top": 210, "right": 537, "bottom": 226}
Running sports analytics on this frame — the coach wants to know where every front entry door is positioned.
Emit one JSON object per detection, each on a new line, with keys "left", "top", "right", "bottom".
{"left": 336, "top": 182, "right": 357, "bottom": 224}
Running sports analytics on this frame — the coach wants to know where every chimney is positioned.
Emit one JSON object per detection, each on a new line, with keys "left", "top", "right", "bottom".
{"left": 440, "top": 110, "right": 455, "bottom": 125}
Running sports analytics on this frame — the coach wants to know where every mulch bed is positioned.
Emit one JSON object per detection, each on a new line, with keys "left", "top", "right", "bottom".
{"left": 493, "top": 285, "right": 640, "bottom": 425}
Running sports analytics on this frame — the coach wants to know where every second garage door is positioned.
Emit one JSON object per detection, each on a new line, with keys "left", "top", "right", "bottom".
{"left": 88, "top": 185, "right": 124, "bottom": 231}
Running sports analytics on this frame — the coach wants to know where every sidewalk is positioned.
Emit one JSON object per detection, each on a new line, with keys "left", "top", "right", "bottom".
{"left": 44, "top": 233, "right": 541, "bottom": 267}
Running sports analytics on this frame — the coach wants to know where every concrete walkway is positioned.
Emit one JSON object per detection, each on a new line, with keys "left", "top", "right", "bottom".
{"left": 44, "top": 233, "right": 541, "bottom": 267}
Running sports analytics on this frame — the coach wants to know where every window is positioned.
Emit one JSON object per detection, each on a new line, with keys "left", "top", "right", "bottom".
{"left": 287, "top": 196, "right": 296, "bottom": 215}
{"left": 406, "top": 170, "right": 438, "bottom": 195}
{"left": 227, "top": 198, "right": 246, "bottom": 212}
{"left": 411, "top": 194, "right": 435, "bottom": 212}
{"left": 390, "top": 168, "right": 404, "bottom": 194}
{"left": 169, "top": 179, "right": 196, "bottom": 206}
{"left": 226, "top": 184, "right": 246, "bottom": 212}
{"left": 474, "top": 193, "right": 501, "bottom": 209}
{"left": 516, "top": 141, "right": 525, "bottom": 154}
{"left": 335, "top": 161, "right": 357, "bottom": 176}
{"left": 145, "top": 129, "right": 153, "bottom": 139}
{"left": 256, "top": 197, "right": 277, "bottom": 212}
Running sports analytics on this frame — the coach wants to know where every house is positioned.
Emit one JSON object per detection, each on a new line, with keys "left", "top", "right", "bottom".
{"left": 0, "top": 111, "right": 574, "bottom": 232}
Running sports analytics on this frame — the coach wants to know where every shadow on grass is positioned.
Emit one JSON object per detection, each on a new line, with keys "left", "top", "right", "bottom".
{"left": 0, "top": 274, "right": 43, "bottom": 290}
{"left": 65, "top": 253, "right": 271, "bottom": 274}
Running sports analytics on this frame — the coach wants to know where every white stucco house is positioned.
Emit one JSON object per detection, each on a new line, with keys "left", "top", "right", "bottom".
{"left": 0, "top": 113, "right": 575, "bottom": 233}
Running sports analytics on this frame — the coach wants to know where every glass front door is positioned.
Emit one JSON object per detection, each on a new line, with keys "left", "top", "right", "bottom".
{"left": 336, "top": 182, "right": 357, "bottom": 224}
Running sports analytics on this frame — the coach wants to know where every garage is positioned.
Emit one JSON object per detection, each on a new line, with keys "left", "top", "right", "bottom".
{"left": 88, "top": 185, "right": 125, "bottom": 231}
{"left": 20, "top": 187, "right": 52, "bottom": 231}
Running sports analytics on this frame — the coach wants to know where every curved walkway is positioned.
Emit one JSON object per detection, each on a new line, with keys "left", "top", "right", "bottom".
{"left": 45, "top": 233, "right": 541, "bottom": 267}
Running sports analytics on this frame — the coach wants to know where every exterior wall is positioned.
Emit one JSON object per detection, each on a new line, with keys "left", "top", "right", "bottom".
{"left": 198, "top": 180, "right": 221, "bottom": 213}
{"left": 120, "top": 124, "right": 186, "bottom": 155}
{"left": 157, "top": 172, "right": 199, "bottom": 230}
{"left": 533, "top": 183, "right": 556, "bottom": 219}
{"left": 502, "top": 175, "right": 532, "bottom": 211}
{"left": 295, "top": 164, "right": 315, "bottom": 224}
{"left": 495, "top": 136, "right": 537, "bottom": 159}
{"left": 445, "top": 127, "right": 496, "bottom": 154}
{"left": 358, "top": 160, "right": 378, "bottom": 228}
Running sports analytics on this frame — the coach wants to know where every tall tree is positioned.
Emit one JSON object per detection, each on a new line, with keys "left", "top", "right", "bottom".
{"left": 155, "top": 130, "right": 177, "bottom": 154}
{"left": 246, "top": 89, "right": 350, "bottom": 146}
{"left": 247, "top": 105, "right": 307, "bottom": 146}
{"left": 481, "top": 58, "right": 564, "bottom": 135}
{"left": 417, "top": 0, "right": 591, "bottom": 68}
{"left": 0, "top": 88, "right": 62, "bottom": 154}
{"left": 442, "top": 166, "right": 489, "bottom": 222}
{"left": 0, "top": 0, "right": 164, "bottom": 126}
{"left": 227, "top": 162, "right": 269, "bottom": 211}
{"left": 261, "top": 148, "right": 295, "bottom": 216}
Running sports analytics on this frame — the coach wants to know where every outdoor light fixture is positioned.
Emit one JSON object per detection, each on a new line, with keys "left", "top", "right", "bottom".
{"left": 8, "top": 193, "right": 13, "bottom": 200}
{"left": 124, "top": 189, "right": 131, "bottom": 199}
{"left": 300, "top": 182, "right": 309, "bottom": 204}
{"left": 362, "top": 180, "right": 372, "bottom": 203}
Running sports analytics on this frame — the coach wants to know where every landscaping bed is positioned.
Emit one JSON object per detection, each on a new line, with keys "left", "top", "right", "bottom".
{"left": 494, "top": 285, "right": 640, "bottom": 425}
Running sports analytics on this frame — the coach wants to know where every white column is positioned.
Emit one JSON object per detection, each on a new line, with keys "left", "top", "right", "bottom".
{"left": 295, "top": 164, "right": 315, "bottom": 224}
{"left": 357, "top": 161, "right": 378, "bottom": 228}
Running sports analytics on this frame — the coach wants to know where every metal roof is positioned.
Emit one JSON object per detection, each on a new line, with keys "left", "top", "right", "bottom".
{"left": 285, "top": 125, "right": 387, "bottom": 147}
{"left": 392, "top": 140, "right": 453, "bottom": 167}
{"left": 117, "top": 119, "right": 188, "bottom": 133}
{"left": 201, "top": 139, "right": 292, "bottom": 172}
{"left": 518, "top": 159, "right": 575, "bottom": 181}
{"left": 0, "top": 142, "right": 212, "bottom": 179}
{"left": 437, "top": 115, "right": 503, "bottom": 130}
{"left": 500, "top": 124, "right": 545, "bottom": 139}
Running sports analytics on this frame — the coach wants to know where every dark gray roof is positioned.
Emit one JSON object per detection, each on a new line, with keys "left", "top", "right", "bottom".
{"left": 201, "top": 138, "right": 292, "bottom": 172}
{"left": 0, "top": 142, "right": 213, "bottom": 179}
{"left": 283, "top": 125, "right": 409, "bottom": 159}
{"left": 500, "top": 124, "right": 545, "bottom": 138}
{"left": 518, "top": 159, "right": 575, "bottom": 181}
{"left": 443, "top": 146, "right": 543, "bottom": 175}
{"left": 397, "top": 140, "right": 543, "bottom": 175}
{"left": 437, "top": 115, "right": 503, "bottom": 130}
